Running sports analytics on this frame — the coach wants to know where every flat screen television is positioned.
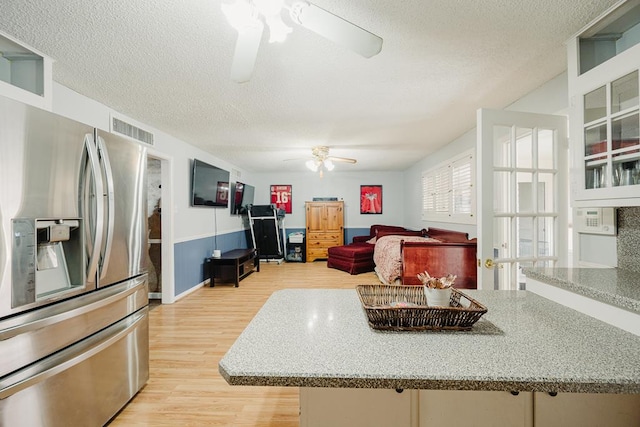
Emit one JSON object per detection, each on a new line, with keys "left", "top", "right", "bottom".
{"left": 232, "top": 182, "right": 255, "bottom": 214}
{"left": 191, "top": 159, "right": 230, "bottom": 208}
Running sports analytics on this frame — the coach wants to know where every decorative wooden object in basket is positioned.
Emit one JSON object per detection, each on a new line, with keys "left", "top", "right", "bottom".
{"left": 356, "top": 284, "right": 487, "bottom": 331}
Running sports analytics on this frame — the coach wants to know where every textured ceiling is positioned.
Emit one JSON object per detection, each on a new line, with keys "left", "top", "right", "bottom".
{"left": 0, "top": 0, "right": 619, "bottom": 173}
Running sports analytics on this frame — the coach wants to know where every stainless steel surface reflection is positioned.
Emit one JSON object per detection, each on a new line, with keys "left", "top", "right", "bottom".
{"left": 0, "top": 307, "right": 149, "bottom": 426}
{"left": 0, "top": 277, "right": 147, "bottom": 378}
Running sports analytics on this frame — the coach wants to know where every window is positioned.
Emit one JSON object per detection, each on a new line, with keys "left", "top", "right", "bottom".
{"left": 422, "top": 150, "right": 475, "bottom": 224}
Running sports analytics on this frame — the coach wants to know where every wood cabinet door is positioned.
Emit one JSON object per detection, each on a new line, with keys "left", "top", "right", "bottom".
{"left": 306, "top": 203, "right": 326, "bottom": 233}
{"left": 419, "top": 390, "right": 532, "bottom": 427}
{"left": 300, "top": 387, "right": 414, "bottom": 427}
{"left": 324, "top": 202, "right": 343, "bottom": 233}
{"left": 534, "top": 392, "right": 640, "bottom": 427}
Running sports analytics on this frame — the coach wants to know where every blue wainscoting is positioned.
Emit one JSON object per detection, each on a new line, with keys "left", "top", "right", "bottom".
{"left": 174, "top": 227, "right": 372, "bottom": 296}
{"left": 173, "top": 229, "right": 252, "bottom": 295}
{"left": 346, "top": 227, "right": 370, "bottom": 244}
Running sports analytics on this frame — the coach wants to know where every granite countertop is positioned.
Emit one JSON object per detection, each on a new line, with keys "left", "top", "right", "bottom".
{"left": 523, "top": 267, "right": 640, "bottom": 314}
{"left": 219, "top": 289, "right": 640, "bottom": 393}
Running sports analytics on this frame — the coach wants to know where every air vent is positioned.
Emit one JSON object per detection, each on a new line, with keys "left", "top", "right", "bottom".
{"left": 111, "top": 117, "right": 154, "bottom": 145}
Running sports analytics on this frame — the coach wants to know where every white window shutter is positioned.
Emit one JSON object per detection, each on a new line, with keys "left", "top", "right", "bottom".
{"left": 451, "top": 155, "right": 473, "bottom": 215}
{"left": 421, "top": 150, "right": 475, "bottom": 224}
{"left": 435, "top": 165, "right": 450, "bottom": 214}
{"left": 422, "top": 172, "right": 435, "bottom": 213}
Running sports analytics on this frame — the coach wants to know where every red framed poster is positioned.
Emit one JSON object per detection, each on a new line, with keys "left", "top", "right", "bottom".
{"left": 270, "top": 185, "right": 292, "bottom": 214}
{"left": 360, "top": 185, "right": 382, "bottom": 214}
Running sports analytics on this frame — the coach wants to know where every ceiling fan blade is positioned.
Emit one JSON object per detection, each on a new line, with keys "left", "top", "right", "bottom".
{"left": 290, "top": 1, "right": 382, "bottom": 58}
{"left": 230, "top": 22, "right": 265, "bottom": 83}
{"left": 328, "top": 156, "right": 357, "bottom": 164}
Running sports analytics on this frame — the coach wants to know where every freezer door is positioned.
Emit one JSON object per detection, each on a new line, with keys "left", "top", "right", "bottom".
{"left": 0, "top": 275, "right": 147, "bottom": 378}
{"left": 0, "top": 306, "right": 149, "bottom": 427}
{"left": 95, "top": 132, "right": 148, "bottom": 287}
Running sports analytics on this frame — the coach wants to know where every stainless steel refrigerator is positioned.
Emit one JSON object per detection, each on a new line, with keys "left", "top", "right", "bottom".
{"left": 0, "top": 94, "right": 149, "bottom": 426}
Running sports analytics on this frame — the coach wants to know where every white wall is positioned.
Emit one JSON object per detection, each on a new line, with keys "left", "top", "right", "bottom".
{"left": 51, "top": 83, "right": 254, "bottom": 243}
{"left": 402, "top": 72, "right": 570, "bottom": 238}
{"left": 49, "top": 71, "right": 572, "bottom": 244}
{"left": 48, "top": 82, "right": 406, "bottom": 249}
{"left": 251, "top": 170, "right": 405, "bottom": 230}
{"left": 0, "top": 56, "right": 9, "bottom": 82}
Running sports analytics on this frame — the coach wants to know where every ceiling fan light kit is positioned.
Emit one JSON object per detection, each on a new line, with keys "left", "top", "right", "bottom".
{"left": 254, "top": 0, "right": 292, "bottom": 42}
{"left": 221, "top": 1, "right": 260, "bottom": 31}
{"left": 305, "top": 159, "right": 319, "bottom": 172}
{"left": 303, "top": 146, "right": 356, "bottom": 177}
{"left": 221, "top": 0, "right": 383, "bottom": 82}
{"left": 264, "top": 13, "right": 292, "bottom": 42}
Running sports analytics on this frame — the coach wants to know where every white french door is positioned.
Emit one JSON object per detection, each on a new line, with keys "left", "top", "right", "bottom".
{"left": 477, "top": 109, "right": 568, "bottom": 290}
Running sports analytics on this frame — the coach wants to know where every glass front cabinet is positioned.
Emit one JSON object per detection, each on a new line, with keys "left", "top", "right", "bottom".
{"left": 0, "top": 30, "right": 52, "bottom": 110}
{"left": 568, "top": 0, "right": 640, "bottom": 207}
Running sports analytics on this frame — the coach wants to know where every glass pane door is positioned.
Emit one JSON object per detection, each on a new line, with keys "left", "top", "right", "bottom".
{"left": 477, "top": 109, "right": 568, "bottom": 290}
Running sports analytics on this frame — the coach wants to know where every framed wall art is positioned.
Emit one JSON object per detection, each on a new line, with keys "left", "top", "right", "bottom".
{"left": 270, "top": 184, "right": 292, "bottom": 214}
{"left": 360, "top": 185, "right": 382, "bottom": 214}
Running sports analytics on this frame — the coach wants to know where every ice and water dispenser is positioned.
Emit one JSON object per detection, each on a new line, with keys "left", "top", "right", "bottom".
{"left": 12, "top": 218, "right": 84, "bottom": 308}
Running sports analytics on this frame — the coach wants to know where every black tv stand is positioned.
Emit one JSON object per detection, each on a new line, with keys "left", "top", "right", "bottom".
{"left": 206, "top": 249, "right": 259, "bottom": 287}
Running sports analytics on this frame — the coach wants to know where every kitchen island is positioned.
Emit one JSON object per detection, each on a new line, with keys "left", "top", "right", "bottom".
{"left": 525, "top": 267, "right": 640, "bottom": 336}
{"left": 219, "top": 289, "right": 640, "bottom": 426}
{"left": 524, "top": 267, "right": 640, "bottom": 313}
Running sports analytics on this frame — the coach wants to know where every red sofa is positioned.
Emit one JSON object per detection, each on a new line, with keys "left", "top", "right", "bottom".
{"left": 327, "top": 225, "right": 425, "bottom": 275}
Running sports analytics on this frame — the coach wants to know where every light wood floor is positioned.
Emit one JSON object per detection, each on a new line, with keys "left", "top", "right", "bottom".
{"left": 109, "top": 261, "right": 380, "bottom": 426}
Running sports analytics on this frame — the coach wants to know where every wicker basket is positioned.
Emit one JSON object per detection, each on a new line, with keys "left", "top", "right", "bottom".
{"left": 356, "top": 284, "right": 487, "bottom": 331}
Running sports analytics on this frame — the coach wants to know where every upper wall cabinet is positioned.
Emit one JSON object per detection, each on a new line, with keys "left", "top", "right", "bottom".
{"left": 568, "top": 0, "right": 640, "bottom": 207}
{"left": 0, "top": 31, "right": 52, "bottom": 110}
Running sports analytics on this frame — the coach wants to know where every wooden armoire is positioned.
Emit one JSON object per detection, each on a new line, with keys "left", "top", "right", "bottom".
{"left": 305, "top": 201, "right": 344, "bottom": 262}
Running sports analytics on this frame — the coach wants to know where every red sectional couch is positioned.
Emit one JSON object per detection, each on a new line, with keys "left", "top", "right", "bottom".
{"left": 327, "top": 225, "right": 477, "bottom": 288}
{"left": 326, "top": 244, "right": 376, "bottom": 275}
{"left": 327, "top": 225, "right": 425, "bottom": 275}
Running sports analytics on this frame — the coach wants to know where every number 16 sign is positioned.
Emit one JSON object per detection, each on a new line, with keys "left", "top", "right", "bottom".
{"left": 270, "top": 185, "right": 292, "bottom": 214}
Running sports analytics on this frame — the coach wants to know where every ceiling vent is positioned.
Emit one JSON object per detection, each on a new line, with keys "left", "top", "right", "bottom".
{"left": 111, "top": 115, "right": 154, "bottom": 146}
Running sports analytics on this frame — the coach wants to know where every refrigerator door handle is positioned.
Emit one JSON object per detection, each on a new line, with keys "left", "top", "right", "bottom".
{"left": 83, "top": 134, "right": 105, "bottom": 284}
{"left": 96, "top": 135, "right": 115, "bottom": 279}
{"left": 0, "top": 275, "right": 146, "bottom": 341}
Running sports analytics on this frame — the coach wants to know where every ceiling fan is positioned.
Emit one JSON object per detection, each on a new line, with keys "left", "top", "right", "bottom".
{"left": 304, "top": 145, "right": 356, "bottom": 177}
{"left": 221, "top": 0, "right": 383, "bottom": 83}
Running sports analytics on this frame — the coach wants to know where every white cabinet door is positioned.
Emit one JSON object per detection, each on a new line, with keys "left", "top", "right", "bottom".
{"left": 300, "top": 387, "right": 415, "bottom": 427}
{"left": 534, "top": 392, "right": 640, "bottom": 427}
{"left": 567, "top": 7, "right": 640, "bottom": 208}
{"left": 419, "top": 390, "right": 533, "bottom": 427}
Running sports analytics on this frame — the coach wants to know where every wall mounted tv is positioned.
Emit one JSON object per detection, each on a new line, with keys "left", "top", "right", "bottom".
{"left": 231, "top": 182, "right": 255, "bottom": 214}
{"left": 191, "top": 159, "right": 230, "bottom": 208}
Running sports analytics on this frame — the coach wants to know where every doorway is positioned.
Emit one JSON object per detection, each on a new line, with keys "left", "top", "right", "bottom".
{"left": 147, "top": 157, "right": 162, "bottom": 300}
{"left": 147, "top": 152, "right": 174, "bottom": 304}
